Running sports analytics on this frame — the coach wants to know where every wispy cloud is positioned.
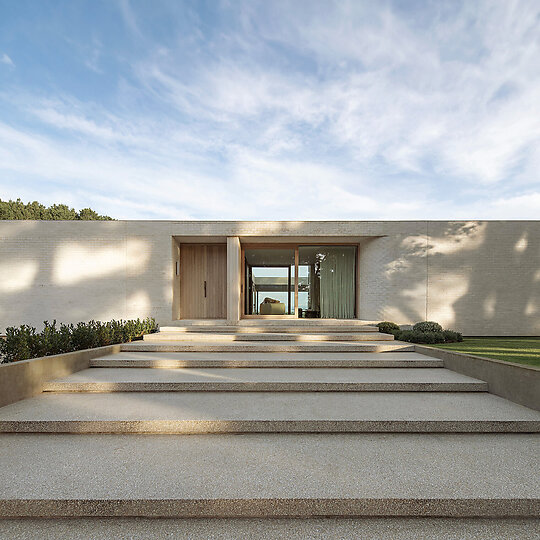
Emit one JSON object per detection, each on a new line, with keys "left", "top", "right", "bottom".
{"left": 118, "top": 0, "right": 143, "bottom": 37}
{"left": 0, "top": 53, "right": 14, "bottom": 66}
{"left": 84, "top": 39, "right": 103, "bottom": 74}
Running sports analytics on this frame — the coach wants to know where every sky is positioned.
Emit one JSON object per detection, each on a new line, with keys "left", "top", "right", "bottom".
{"left": 0, "top": 0, "right": 539, "bottom": 220}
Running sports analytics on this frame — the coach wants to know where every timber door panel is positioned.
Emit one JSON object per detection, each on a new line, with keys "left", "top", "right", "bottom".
{"left": 180, "top": 244, "right": 227, "bottom": 319}
{"left": 179, "top": 245, "right": 206, "bottom": 319}
{"left": 205, "top": 244, "right": 227, "bottom": 318}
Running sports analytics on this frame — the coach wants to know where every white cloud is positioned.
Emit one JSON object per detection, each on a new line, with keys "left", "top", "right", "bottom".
{"left": 129, "top": 0, "right": 540, "bottom": 187}
{"left": 118, "top": 0, "right": 142, "bottom": 37}
{"left": 0, "top": 53, "right": 14, "bottom": 66}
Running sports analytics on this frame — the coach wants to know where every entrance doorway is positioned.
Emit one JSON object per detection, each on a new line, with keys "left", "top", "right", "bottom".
{"left": 180, "top": 244, "right": 227, "bottom": 319}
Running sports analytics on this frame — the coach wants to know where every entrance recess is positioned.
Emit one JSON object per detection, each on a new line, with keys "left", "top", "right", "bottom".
{"left": 180, "top": 244, "right": 227, "bottom": 319}
{"left": 243, "top": 245, "right": 357, "bottom": 319}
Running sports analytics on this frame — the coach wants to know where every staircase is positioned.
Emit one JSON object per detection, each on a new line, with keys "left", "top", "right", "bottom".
{"left": 0, "top": 323, "right": 538, "bottom": 537}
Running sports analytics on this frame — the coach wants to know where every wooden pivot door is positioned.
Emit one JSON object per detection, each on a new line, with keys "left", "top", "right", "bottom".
{"left": 180, "top": 244, "right": 227, "bottom": 319}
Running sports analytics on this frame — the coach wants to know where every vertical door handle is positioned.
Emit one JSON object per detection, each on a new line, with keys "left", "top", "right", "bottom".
{"left": 204, "top": 280, "right": 207, "bottom": 298}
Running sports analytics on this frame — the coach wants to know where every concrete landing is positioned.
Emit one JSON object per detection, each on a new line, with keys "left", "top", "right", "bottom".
{"left": 122, "top": 341, "right": 414, "bottom": 353}
{"left": 0, "top": 433, "right": 538, "bottom": 517}
{"left": 2, "top": 517, "right": 539, "bottom": 540}
{"left": 43, "top": 367, "right": 488, "bottom": 392}
{"left": 159, "top": 324, "right": 380, "bottom": 333}
{"left": 1, "top": 392, "right": 538, "bottom": 433}
{"left": 90, "top": 351, "right": 441, "bottom": 368}
{"left": 143, "top": 332, "right": 394, "bottom": 342}
{"left": 164, "top": 319, "right": 378, "bottom": 327}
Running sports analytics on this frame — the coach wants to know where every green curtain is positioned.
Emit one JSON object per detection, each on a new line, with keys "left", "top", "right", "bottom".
{"left": 319, "top": 247, "right": 356, "bottom": 318}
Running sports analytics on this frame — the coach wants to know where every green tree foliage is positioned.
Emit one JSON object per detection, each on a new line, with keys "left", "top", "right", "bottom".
{"left": 0, "top": 198, "right": 113, "bottom": 220}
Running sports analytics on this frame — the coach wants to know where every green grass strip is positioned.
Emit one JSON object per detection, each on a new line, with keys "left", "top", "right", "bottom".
{"left": 434, "top": 337, "right": 540, "bottom": 367}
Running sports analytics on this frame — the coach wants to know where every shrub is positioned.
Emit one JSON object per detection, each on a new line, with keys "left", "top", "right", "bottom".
{"left": 442, "top": 330, "right": 463, "bottom": 343}
{"left": 396, "top": 330, "right": 443, "bottom": 344}
{"left": 0, "top": 325, "right": 38, "bottom": 362}
{"left": 39, "top": 320, "right": 73, "bottom": 356}
{"left": 413, "top": 321, "right": 443, "bottom": 333}
{"left": 0, "top": 317, "right": 158, "bottom": 363}
{"left": 377, "top": 321, "right": 401, "bottom": 335}
{"left": 396, "top": 329, "right": 463, "bottom": 344}
{"left": 71, "top": 321, "right": 98, "bottom": 350}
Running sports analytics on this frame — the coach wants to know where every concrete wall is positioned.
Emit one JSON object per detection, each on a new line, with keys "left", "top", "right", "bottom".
{"left": 0, "top": 345, "right": 121, "bottom": 407}
{"left": 0, "top": 220, "right": 538, "bottom": 335}
{"left": 416, "top": 345, "right": 540, "bottom": 411}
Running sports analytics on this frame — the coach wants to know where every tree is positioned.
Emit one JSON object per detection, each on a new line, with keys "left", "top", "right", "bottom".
{"left": 0, "top": 198, "right": 114, "bottom": 220}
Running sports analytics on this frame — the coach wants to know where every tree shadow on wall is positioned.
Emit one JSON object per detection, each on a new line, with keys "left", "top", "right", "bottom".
{"left": 383, "top": 221, "right": 539, "bottom": 335}
{"left": 0, "top": 221, "right": 160, "bottom": 331}
{"left": 450, "top": 222, "right": 539, "bottom": 335}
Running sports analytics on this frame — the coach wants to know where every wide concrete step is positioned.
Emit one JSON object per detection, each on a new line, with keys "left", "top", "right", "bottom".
{"left": 43, "top": 367, "right": 487, "bottom": 393}
{"left": 159, "top": 325, "right": 380, "bottom": 333}
{"left": 1, "top": 392, "right": 538, "bottom": 433}
{"left": 90, "top": 351, "right": 442, "bottom": 368}
{"left": 165, "top": 319, "right": 378, "bottom": 327}
{"left": 123, "top": 341, "right": 413, "bottom": 353}
{"left": 3, "top": 517, "right": 538, "bottom": 539}
{"left": 144, "top": 332, "right": 393, "bottom": 342}
{"left": 0, "top": 433, "right": 538, "bottom": 517}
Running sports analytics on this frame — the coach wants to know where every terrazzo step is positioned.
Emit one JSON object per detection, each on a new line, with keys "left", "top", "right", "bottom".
{"left": 0, "top": 433, "right": 538, "bottom": 517}
{"left": 159, "top": 325, "right": 380, "bottom": 333}
{"left": 90, "top": 351, "right": 443, "bottom": 368}
{"left": 1, "top": 392, "right": 538, "bottom": 433}
{"left": 3, "top": 517, "right": 539, "bottom": 539}
{"left": 164, "top": 319, "right": 377, "bottom": 327}
{"left": 43, "top": 367, "right": 488, "bottom": 393}
{"left": 122, "top": 341, "right": 414, "bottom": 353}
{"left": 143, "top": 332, "right": 393, "bottom": 342}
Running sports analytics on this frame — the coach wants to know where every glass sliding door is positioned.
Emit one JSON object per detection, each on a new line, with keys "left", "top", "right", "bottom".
{"left": 244, "top": 248, "right": 295, "bottom": 315}
{"left": 243, "top": 244, "right": 356, "bottom": 318}
{"left": 298, "top": 246, "right": 356, "bottom": 319}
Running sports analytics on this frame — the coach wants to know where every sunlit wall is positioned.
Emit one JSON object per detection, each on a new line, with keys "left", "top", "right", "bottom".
{"left": 0, "top": 220, "right": 538, "bottom": 335}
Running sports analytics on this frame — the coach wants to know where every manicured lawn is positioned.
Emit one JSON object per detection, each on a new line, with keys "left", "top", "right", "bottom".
{"left": 433, "top": 337, "right": 540, "bottom": 367}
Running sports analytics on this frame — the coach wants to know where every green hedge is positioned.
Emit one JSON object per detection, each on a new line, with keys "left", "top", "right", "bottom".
{"left": 0, "top": 318, "right": 158, "bottom": 363}
{"left": 396, "top": 329, "right": 463, "bottom": 344}
{"left": 376, "top": 321, "right": 401, "bottom": 335}
{"left": 377, "top": 320, "right": 463, "bottom": 344}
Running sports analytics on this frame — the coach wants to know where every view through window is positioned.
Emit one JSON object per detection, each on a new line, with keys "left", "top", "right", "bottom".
{"left": 244, "top": 246, "right": 356, "bottom": 318}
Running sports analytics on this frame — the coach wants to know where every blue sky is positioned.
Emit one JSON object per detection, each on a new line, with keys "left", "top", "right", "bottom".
{"left": 0, "top": 0, "right": 539, "bottom": 219}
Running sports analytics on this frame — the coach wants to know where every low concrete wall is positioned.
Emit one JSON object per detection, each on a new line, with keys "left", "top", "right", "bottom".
{"left": 415, "top": 345, "right": 540, "bottom": 411}
{"left": 0, "top": 345, "right": 121, "bottom": 408}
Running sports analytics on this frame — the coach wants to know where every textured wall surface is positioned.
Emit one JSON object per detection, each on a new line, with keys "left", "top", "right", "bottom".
{"left": 0, "top": 220, "right": 538, "bottom": 335}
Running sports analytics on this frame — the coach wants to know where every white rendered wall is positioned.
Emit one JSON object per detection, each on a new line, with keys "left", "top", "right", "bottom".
{"left": 0, "top": 220, "right": 538, "bottom": 335}
{"left": 0, "top": 221, "right": 173, "bottom": 330}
